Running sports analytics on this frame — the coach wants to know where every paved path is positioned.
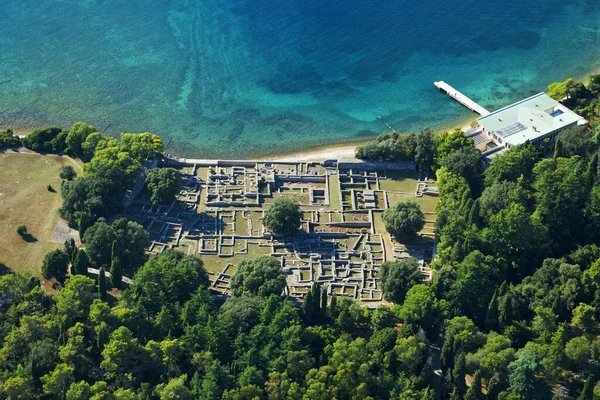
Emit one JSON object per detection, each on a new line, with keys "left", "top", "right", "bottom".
{"left": 87, "top": 267, "right": 133, "bottom": 285}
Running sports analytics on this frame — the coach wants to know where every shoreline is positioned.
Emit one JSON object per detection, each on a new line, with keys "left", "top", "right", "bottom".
{"left": 6, "top": 68, "right": 598, "bottom": 163}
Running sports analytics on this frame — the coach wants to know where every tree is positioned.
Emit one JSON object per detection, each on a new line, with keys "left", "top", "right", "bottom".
{"left": 441, "top": 146, "right": 483, "bottom": 191}
{"left": 485, "top": 289, "right": 500, "bottom": 332}
{"left": 379, "top": 258, "right": 423, "bottom": 304}
{"left": 571, "top": 303, "right": 598, "bottom": 334}
{"left": 483, "top": 203, "right": 549, "bottom": 276}
{"left": 584, "top": 185, "right": 600, "bottom": 243}
{"left": 464, "top": 369, "right": 482, "bottom": 400}
{"left": 41, "top": 363, "right": 75, "bottom": 399}
{"left": 478, "top": 180, "right": 525, "bottom": 221}
{"left": 381, "top": 201, "right": 425, "bottom": 241}
{"left": 98, "top": 267, "right": 107, "bottom": 301}
{"left": 589, "top": 153, "right": 599, "bottom": 184}
{"left": 111, "top": 256, "right": 123, "bottom": 290}
{"left": 42, "top": 249, "right": 70, "bottom": 283}
{"left": 565, "top": 336, "right": 590, "bottom": 369}
{"left": 16, "top": 224, "right": 27, "bottom": 237}
{"left": 22, "top": 127, "right": 62, "bottom": 152}
{"left": 434, "top": 128, "right": 473, "bottom": 168}
{"left": 559, "top": 126, "right": 591, "bottom": 157}
{"left": 453, "top": 353, "right": 468, "bottom": 398}
{"left": 128, "top": 249, "right": 209, "bottom": 318}
{"left": 65, "top": 122, "right": 98, "bottom": 157}
{"left": 157, "top": 374, "right": 193, "bottom": 400}
{"left": 449, "top": 251, "right": 503, "bottom": 328}
{"left": 146, "top": 168, "right": 181, "bottom": 205}
{"left": 507, "top": 350, "right": 548, "bottom": 399}
{"left": 230, "top": 256, "right": 286, "bottom": 297}
{"left": 484, "top": 143, "right": 540, "bottom": 186}
{"left": 262, "top": 198, "right": 302, "bottom": 236}
{"left": 59, "top": 165, "right": 77, "bottom": 181}
{"left": 413, "top": 127, "right": 436, "bottom": 168}
{"left": 83, "top": 218, "right": 149, "bottom": 271}
{"left": 73, "top": 249, "right": 90, "bottom": 276}
{"left": 81, "top": 132, "right": 103, "bottom": 158}
{"left": 533, "top": 156, "right": 590, "bottom": 254}
{"left": 548, "top": 78, "right": 575, "bottom": 100}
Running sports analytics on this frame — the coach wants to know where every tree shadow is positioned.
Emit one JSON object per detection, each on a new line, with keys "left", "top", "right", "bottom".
{"left": 21, "top": 233, "right": 38, "bottom": 243}
{"left": 0, "top": 263, "right": 12, "bottom": 276}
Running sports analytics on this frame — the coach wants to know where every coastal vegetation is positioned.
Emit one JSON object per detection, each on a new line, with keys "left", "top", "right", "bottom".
{"left": 1, "top": 74, "right": 600, "bottom": 398}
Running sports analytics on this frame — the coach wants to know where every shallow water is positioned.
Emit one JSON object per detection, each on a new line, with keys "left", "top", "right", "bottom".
{"left": 0, "top": 0, "right": 599, "bottom": 158}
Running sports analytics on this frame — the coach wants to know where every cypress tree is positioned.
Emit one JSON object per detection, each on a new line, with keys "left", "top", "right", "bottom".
{"left": 554, "top": 139, "right": 563, "bottom": 159}
{"left": 463, "top": 198, "right": 474, "bottom": 219}
{"left": 98, "top": 267, "right": 107, "bottom": 301}
{"left": 464, "top": 369, "right": 482, "bottom": 400}
{"left": 588, "top": 152, "right": 598, "bottom": 185}
{"left": 485, "top": 289, "right": 499, "bottom": 332}
{"left": 486, "top": 375, "right": 506, "bottom": 400}
{"left": 303, "top": 290, "right": 314, "bottom": 325}
{"left": 452, "top": 353, "right": 467, "bottom": 398}
{"left": 70, "top": 246, "right": 79, "bottom": 264}
{"left": 330, "top": 294, "right": 337, "bottom": 319}
{"left": 497, "top": 281, "right": 508, "bottom": 296}
{"left": 111, "top": 240, "right": 120, "bottom": 261}
{"left": 579, "top": 372, "right": 597, "bottom": 400}
{"left": 64, "top": 239, "right": 74, "bottom": 257}
{"left": 78, "top": 212, "right": 91, "bottom": 241}
{"left": 312, "top": 283, "right": 321, "bottom": 323}
{"left": 441, "top": 335, "right": 455, "bottom": 373}
{"left": 74, "top": 249, "right": 90, "bottom": 276}
{"left": 111, "top": 256, "right": 122, "bottom": 289}
{"left": 320, "top": 288, "right": 328, "bottom": 321}
{"left": 499, "top": 295, "right": 513, "bottom": 330}
{"left": 468, "top": 199, "right": 482, "bottom": 227}
{"left": 459, "top": 188, "right": 472, "bottom": 214}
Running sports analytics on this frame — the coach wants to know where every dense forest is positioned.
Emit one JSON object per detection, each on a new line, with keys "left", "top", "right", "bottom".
{"left": 1, "top": 76, "right": 600, "bottom": 399}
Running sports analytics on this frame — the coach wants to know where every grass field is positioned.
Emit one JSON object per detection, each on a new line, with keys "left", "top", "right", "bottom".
{"left": 0, "top": 152, "right": 81, "bottom": 276}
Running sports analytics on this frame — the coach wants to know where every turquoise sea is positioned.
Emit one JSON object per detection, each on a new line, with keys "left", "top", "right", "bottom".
{"left": 0, "top": 0, "right": 599, "bottom": 158}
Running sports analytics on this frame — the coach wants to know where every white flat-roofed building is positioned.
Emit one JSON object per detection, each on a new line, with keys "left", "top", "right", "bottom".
{"left": 477, "top": 93, "right": 588, "bottom": 156}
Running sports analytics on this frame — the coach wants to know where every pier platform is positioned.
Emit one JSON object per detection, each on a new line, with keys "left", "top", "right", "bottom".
{"left": 434, "top": 81, "right": 490, "bottom": 116}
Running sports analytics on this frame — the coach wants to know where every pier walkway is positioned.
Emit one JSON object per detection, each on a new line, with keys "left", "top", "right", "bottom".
{"left": 434, "top": 81, "right": 490, "bottom": 116}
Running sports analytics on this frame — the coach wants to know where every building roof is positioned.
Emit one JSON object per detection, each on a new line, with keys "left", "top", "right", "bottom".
{"left": 477, "top": 93, "right": 586, "bottom": 146}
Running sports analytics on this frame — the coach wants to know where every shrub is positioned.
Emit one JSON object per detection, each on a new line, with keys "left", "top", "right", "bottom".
{"left": 59, "top": 165, "right": 77, "bottom": 181}
{"left": 16, "top": 225, "right": 27, "bottom": 236}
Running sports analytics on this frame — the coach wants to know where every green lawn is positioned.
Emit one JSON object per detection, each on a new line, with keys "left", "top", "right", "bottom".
{"left": 328, "top": 175, "right": 341, "bottom": 210}
{"left": 387, "top": 193, "right": 438, "bottom": 214}
{"left": 379, "top": 170, "right": 419, "bottom": 193}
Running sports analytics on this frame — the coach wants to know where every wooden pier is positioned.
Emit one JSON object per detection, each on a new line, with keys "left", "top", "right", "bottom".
{"left": 434, "top": 81, "right": 490, "bottom": 116}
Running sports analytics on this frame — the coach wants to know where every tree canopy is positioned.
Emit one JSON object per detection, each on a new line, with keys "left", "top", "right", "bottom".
{"left": 382, "top": 201, "right": 425, "bottom": 241}
{"left": 262, "top": 198, "right": 302, "bottom": 236}
{"left": 229, "top": 256, "right": 287, "bottom": 297}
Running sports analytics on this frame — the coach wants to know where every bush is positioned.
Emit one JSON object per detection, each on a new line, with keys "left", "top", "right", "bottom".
{"left": 59, "top": 165, "right": 77, "bottom": 181}
{"left": 22, "top": 127, "right": 62, "bottom": 153}
{"left": 41, "top": 249, "right": 70, "bottom": 283}
{"left": 382, "top": 201, "right": 425, "bottom": 241}
{"left": 0, "top": 129, "right": 22, "bottom": 149}
{"left": 16, "top": 225, "right": 27, "bottom": 236}
{"left": 262, "top": 198, "right": 302, "bottom": 236}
